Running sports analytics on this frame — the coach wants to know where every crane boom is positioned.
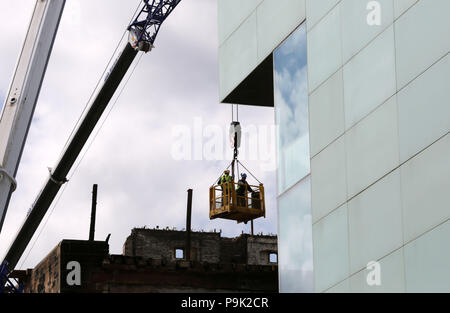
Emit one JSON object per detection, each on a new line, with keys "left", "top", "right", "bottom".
{"left": 0, "top": 0, "right": 66, "bottom": 234}
{"left": 1, "top": 0, "right": 182, "bottom": 277}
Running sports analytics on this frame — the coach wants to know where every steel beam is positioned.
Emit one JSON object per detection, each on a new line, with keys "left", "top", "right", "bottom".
{"left": 1, "top": 0, "right": 183, "bottom": 275}
{"left": 0, "top": 0, "right": 66, "bottom": 233}
{"left": 2, "top": 43, "right": 138, "bottom": 270}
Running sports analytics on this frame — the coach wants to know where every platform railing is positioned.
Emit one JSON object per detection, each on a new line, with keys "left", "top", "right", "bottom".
{"left": 210, "top": 182, "right": 265, "bottom": 214}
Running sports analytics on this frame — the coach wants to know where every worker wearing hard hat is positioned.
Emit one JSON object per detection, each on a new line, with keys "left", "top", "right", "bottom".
{"left": 219, "top": 170, "right": 232, "bottom": 184}
{"left": 237, "top": 173, "right": 253, "bottom": 207}
{"left": 219, "top": 170, "right": 233, "bottom": 205}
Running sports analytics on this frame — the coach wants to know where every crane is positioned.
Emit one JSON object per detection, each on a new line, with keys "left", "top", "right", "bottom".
{"left": 0, "top": 0, "right": 182, "bottom": 292}
{"left": 209, "top": 105, "right": 266, "bottom": 226}
{"left": 0, "top": 0, "right": 66, "bottom": 235}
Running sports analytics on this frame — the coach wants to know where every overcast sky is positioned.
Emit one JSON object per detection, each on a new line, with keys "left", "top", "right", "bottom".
{"left": 0, "top": 0, "right": 278, "bottom": 269}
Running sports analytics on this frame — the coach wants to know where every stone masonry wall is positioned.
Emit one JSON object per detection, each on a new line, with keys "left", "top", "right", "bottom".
{"left": 123, "top": 228, "right": 278, "bottom": 266}
{"left": 123, "top": 228, "right": 221, "bottom": 263}
{"left": 247, "top": 235, "right": 278, "bottom": 265}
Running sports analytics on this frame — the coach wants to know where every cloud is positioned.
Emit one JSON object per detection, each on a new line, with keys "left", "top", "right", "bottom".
{"left": 0, "top": 0, "right": 278, "bottom": 269}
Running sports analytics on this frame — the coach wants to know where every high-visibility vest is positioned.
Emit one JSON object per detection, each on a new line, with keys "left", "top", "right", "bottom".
{"left": 221, "top": 175, "right": 232, "bottom": 184}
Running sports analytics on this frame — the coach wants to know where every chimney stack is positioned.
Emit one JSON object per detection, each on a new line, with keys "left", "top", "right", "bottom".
{"left": 186, "top": 189, "right": 193, "bottom": 261}
{"left": 89, "top": 184, "right": 98, "bottom": 241}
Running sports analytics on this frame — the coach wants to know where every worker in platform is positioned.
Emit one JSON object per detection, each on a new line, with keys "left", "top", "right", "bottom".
{"left": 237, "top": 173, "right": 253, "bottom": 207}
{"left": 219, "top": 170, "right": 233, "bottom": 205}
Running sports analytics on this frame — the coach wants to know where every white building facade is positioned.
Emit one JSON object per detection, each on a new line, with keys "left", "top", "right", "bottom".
{"left": 218, "top": 0, "right": 450, "bottom": 292}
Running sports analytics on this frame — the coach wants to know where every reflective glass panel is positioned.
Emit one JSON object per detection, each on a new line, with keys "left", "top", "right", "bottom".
{"left": 274, "top": 23, "right": 310, "bottom": 195}
{"left": 277, "top": 176, "right": 313, "bottom": 292}
{"left": 275, "top": 23, "right": 313, "bottom": 293}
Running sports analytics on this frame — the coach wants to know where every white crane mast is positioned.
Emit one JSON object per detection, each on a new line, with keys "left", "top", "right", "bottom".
{"left": 0, "top": 0, "right": 65, "bottom": 233}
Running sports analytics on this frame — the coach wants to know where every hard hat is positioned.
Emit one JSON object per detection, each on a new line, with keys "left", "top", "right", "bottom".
{"left": 224, "top": 170, "right": 230, "bottom": 174}
{"left": 241, "top": 173, "right": 247, "bottom": 179}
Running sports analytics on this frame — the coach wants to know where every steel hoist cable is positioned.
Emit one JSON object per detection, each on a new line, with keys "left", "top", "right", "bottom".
{"left": 5, "top": 0, "right": 183, "bottom": 273}
{"left": 211, "top": 161, "right": 233, "bottom": 187}
{"left": 17, "top": 2, "right": 143, "bottom": 270}
{"left": 19, "top": 52, "right": 144, "bottom": 270}
{"left": 231, "top": 104, "right": 239, "bottom": 122}
{"left": 237, "top": 160, "right": 262, "bottom": 185}
{"left": 59, "top": 0, "right": 142, "bottom": 157}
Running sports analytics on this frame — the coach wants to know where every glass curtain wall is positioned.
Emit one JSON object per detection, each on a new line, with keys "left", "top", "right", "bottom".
{"left": 274, "top": 22, "right": 313, "bottom": 292}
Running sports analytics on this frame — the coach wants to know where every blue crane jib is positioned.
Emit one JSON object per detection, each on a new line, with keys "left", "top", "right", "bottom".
{"left": 0, "top": 262, "right": 23, "bottom": 293}
{"left": 128, "top": 0, "right": 182, "bottom": 52}
{"left": 1, "top": 0, "right": 182, "bottom": 293}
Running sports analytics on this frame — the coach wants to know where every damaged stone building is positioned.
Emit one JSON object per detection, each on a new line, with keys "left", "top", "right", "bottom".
{"left": 13, "top": 228, "right": 278, "bottom": 293}
{"left": 123, "top": 227, "right": 278, "bottom": 266}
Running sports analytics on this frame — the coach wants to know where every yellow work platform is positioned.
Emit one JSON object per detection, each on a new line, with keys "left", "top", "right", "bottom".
{"left": 209, "top": 182, "right": 265, "bottom": 224}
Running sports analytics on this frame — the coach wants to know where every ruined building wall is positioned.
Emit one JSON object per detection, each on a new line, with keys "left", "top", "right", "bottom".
{"left": 123, "top": 228, "right": 221, "bottom": 263}
{"left": 90, "top": 255, "right": 278, "bottom": 293}
{"left": 24, "top": 240, "right": 109, "bottom": 293}
{"left": 219, "top": 236, "right": 247, "bottom": 264}
{"left": 22, "top": 240, "right": 278, "bottom": 293}
{"left": 247, "top": 235, "right": 278, "bottom": 266}
{"left": 26, "top": 243, "right": 61, "bottom": 293}
{"left": 123, "top": 228, "right": 278, "bottom": 266}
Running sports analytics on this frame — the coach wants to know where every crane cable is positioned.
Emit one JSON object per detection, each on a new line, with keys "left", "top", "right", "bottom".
{"left": 213, "top": 104, "right": 262, "bottom": 185}
{"left": 232, "top": 104, "right": 262, "bottom": 184}
{"left": 18, "top": 1, "right": 143, "bottom": 270}
{"left": 231, "top": 104, "right": 239, "bottom": 122}
{"left": 211, "top": 161, "right": 233, "bottom": 187}
{"left": 59, "top": 0, "right": 142, "bottom": 157}
{"left": 19, "top": 52, "right": 144, "bottom": 270}
{"left": 237, "top": 160, "right": 262, "bottom": 185}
